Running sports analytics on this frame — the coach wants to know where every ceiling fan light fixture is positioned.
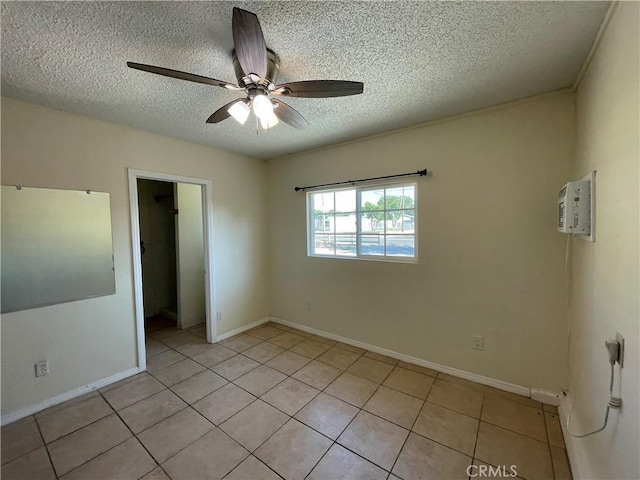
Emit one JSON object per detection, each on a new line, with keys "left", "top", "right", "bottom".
{"left": 252, "top": 93, "right": 273, "bottom": 120}
{"left": 126, "top": 8, "right": 363, "bottom": 130}
{"left": 259, "top": 111, "right": 279, "bottom": 130}
{"left": 228, "top": 101, "right": 250, "bottom": 124}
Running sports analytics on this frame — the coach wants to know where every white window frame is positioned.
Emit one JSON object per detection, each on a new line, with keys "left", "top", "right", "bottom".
{"left": 306, "top": 181, "right": 418, "bottom": 263}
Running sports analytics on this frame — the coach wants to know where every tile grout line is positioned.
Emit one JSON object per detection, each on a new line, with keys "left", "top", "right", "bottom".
{"left": 230, "top": 331, "right": 322, "bottom": 478}
{"left": 386, "top": 379, "right": 434, "bottom": 477}
{"left": 184, "top": 340, "right": 326, "bottom": 434}
{"left": 313, "top": 360, "right": 400, "bottom": 475}
{"left": 154, "top": 324, "right": 358, "bottom": 386}
{"left": 131, "top": 402, "right": 216, "bottom": 471}
{"left": 32, "top": 415, "right": 60, "bottom": 479}
{"left": 103, "top": 375, "right": 170, "bottom": 410}
{"left": 182, "top": 402, "right": 256, "bottom": 479}
{"left": 136, "top": 326, "right": 246, "bottom": 473}
{"left": 46, "top": 395, "right": 141, "bottom": 480}
{"left": 219, "top": 326, "right": 299, "bottom": 479}
{"left": 301, "top": 434, "right": 337, "bottom": 479}
{"left": 55, "top": 436, "right": 134, "bottom": 479}
{"left": 151, "top": 334, "right": 263, "bottom": 394}
{"left": 214, "top": 337, "right": 344, "bottom": 455}
{"left": 295, "top": 346, "right": 381, "bottom": 478}
{"left": 470, "top": 391, "right": 486, "bottom": 472}
{"left": 33, "top": 390, "right": 102, "bottom": 421}
{"left": 220, "top": 454, "right": 285, "bottom": 480}
{"left": 302, "top": 356, "right": 548, "bottom": 466}
{"left": 258, "top": 381, "right": 324, "bottom": 419}
{"left": 316, "top": 401, "right": 376, "bottom": 474}
{"left": 0, "top": 416, "right": 55, "bottom": 466}
{"left": 427, "top": 378, "right": 549, "bottom": 438}
{"left": 35, "top": 407, "right": 114, "bottom": 448}
{"left": 118, "top": 398, "right": 192, "bottom": 438}
{"left": 543, "top": 408, "right": 559, "bottom": 479}
{"left": 52, "top": 322, "right": 233, "bottom": 476}
{"left": 476, "top": 418, "right": 553, "bottom": 447}
{"left": 95, "top": 389, "right": 161, "bottom": 478}
{"left": 145, "top": 341, "right": 263, "bottom": 432}
{"left": 142, "top": 325, "right": 212, "bottom": 480}
{"left": 204, "top": 330, "right": 378, "bottom": 477}
{"left": 174, "top": 326, "right": 450, "bottom": 470}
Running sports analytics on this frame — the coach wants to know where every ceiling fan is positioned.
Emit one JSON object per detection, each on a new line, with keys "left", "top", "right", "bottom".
{"left": 127, "top": 7, "right": 364, "bottom": 130}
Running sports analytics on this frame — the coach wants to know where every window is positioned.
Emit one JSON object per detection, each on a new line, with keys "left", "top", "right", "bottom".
{"left": 307, "top": 183, "right": 417, "bottom": 261}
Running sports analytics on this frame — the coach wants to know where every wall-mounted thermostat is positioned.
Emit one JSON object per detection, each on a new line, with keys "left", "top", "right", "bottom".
{"left": 557, "top": 171, "right": 595, "bottom": 241}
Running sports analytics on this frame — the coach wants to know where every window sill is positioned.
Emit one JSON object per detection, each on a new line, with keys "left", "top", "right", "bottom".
{"left": 307, "top": 253, "right": 418, "bottom": 264}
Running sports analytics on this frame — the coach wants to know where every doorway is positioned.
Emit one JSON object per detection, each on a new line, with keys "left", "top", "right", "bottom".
{"left": 137, "top": 179, "right": 178, "bottom": 333}
{"left": 128, "top": 170, "right": 216, "bottom": 371}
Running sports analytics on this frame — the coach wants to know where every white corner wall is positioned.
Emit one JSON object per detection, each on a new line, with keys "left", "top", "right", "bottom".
{"left": 267, "top": 93, "right": 574, "bottom": 392}
{"left": 0, "top": 97, "right": 269, "bottom": 416}
{"left": 564, "top": 2, "right": 640, "bottom": 479}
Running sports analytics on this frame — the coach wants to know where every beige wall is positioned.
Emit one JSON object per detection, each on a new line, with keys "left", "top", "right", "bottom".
{"left": 0, "top": 97, "right": 270, "bottom": 416}
{"left": 268, "top": 93, "right": 574, "bottom": 392}
{"left": 566, "top": 2, "right": 640, "bottom": 479}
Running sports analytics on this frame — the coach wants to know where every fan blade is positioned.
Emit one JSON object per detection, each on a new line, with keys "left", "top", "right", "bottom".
{"left": 127, "top": 62, "right": 241, "bottom": 90}
{"left": 206, "top": 98, "right": 248, "bottom": 124}
{"left": 272, "top": 80, "right": 364, "bottom": 98}
{"left": 272, "top": 99, "right": 309, "bottom": 129}
{"left": 232, "top": 8, "right": 268, "bottom": 79}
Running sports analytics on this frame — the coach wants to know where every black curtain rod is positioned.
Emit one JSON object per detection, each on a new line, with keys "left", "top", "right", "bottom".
{"left": 294, "top": 169, "right": 429, "bottom": 192}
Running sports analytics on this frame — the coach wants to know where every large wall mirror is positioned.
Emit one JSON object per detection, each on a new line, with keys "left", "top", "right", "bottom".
{"left": 1, "top": 185, "right": 116, "bottom": 313}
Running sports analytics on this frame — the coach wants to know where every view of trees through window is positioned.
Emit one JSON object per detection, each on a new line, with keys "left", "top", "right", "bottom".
{"left": 309, "top": 183, "right": 416, "bottom": 260}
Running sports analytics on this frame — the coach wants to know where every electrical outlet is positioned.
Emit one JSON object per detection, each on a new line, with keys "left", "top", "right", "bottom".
{"left": 616, "top": 332, "right": 624, "bottom": 367}
{"left": 216, "top": 312, "right": 223, "bottom": 322}
{"left": 473, "top": 336, "right": 484, "bottom": 351}
{"left": 35, "top": 361, "right": 49, "bottom": 377}
{"left": 305, "top": 301, "right": 311, "bottom": 311}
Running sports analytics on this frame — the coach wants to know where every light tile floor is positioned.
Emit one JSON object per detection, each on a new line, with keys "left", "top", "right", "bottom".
{"left": 1, "top": 321, "right": 572, "bottom": 480}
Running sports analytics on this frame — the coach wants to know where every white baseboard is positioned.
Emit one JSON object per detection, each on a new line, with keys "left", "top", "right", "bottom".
{"left": 1, "top": 367, "right": 141, "bottom": 426}
{"left": 270, "top": 316, "right": 532, "bottom": 398}
{"left": 216, "top": 317, "right": 270, "bottom": 342}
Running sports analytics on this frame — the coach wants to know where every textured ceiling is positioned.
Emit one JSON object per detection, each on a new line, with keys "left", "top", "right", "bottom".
{"left": 1, "top": 1, "right": 609, "bottom": 160}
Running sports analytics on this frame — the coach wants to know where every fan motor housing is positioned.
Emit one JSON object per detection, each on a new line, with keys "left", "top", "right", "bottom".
{"left": 232, "top": 48, "right": 280, "bottom": 87}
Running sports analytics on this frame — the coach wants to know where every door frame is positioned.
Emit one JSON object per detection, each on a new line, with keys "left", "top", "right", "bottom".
{"left": 128, "top": 169, "right": 216, "bottom": 371}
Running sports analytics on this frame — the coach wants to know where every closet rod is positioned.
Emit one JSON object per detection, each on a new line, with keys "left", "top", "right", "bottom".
{"left": 294, "top": 169, "right": 429, "bottom": 192}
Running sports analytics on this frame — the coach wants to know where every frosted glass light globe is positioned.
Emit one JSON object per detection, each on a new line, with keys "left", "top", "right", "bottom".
{"left": 228, "top": 101, "right": 250, "bottom": 125}
{"left": 259, "top": 111, "right": 279, "bottom": 129}
{"left": 252, "top": 94, "right": 274, "bottom": 119}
